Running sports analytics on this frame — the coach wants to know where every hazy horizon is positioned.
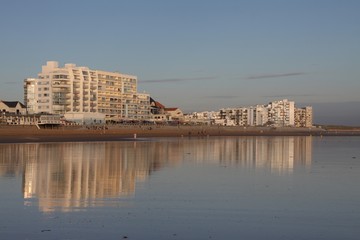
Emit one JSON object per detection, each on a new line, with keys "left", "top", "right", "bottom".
{"left": 0, "top": 1, "right": 359, "bottom": 125}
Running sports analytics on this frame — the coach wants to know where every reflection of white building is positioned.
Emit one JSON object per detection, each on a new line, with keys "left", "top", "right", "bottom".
{"left": 0, "top": 137, "right": 313, "bottom": 212}
{"left": 181, "top": 136, "right": 312, "bottom": 174}
{"left": 22, "top": 143, "right": 157, "bottom": 212}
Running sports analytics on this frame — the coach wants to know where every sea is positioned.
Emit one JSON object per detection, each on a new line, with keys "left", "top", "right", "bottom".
{"left": 0, "top": 136, "right": 359, "bottom": 240}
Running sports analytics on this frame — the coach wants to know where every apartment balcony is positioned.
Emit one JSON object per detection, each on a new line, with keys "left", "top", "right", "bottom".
{"left": 53, "top": 87, "right": 70, "bottom": 93}
{"left": 53, "top": 82, "right": 70, "bottom": 88}
{"left": 53, "top": 105, "right": 65, "bottom": 111}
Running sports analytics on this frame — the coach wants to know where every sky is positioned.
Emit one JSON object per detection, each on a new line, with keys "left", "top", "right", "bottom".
{"left": 0, "top": 0, "right": 359, "bottom": 125}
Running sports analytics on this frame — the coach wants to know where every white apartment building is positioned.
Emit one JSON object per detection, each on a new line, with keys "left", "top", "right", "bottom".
{"left": 253, "top": 105, "right": 269, "bottom": 126}
{"left": 218, "top": 99, "right": 310, "bottom": 127}
{"left": 220, "top": 105, "right": 269, "bottom": 126}
{"left": 267, "top": 99, "right": 295, "bottom": 127}
{"left": 294, "top": 106, "right": 313, "bottom": 128}
{"left": 24, "top": 61, "right": 150, "bottom": 121}
{"left": 23, "top": 78, "right": 41, "bottom": 113}
{"left": 184, "top": 111, "right": 220, "bottom": 124}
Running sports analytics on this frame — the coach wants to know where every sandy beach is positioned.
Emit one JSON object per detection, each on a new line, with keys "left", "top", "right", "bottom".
{"left": 1, "top": 125, "right": 360, "bottom": 143}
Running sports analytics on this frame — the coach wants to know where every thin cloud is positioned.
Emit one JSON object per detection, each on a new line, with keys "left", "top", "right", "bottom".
{"left": 262, "top": 94, "right": 316, "bottom": 98}
{"left": 140, "top": 76, "right": 216, "bottom": 84}
{"left": 4, "top": 81, "right": 20, "bottom": 85}
{"left": 206, "top": 95, "right": 239, "bottom": 99}
{"left": 245, "top": 72, "right": 307, "bottom": 80}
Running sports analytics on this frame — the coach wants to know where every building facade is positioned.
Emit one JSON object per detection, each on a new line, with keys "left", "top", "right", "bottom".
{"left": 218, "top": 99, "right": 312, "bottom": 127}
{"left": 24, "top": 61, "right": 150, "bottom": 121}
{"left": 294, "top": 106, "right": 313, "bottom": 128}
{"left": 0, "top": 100, "right": 26, "bottom": 115}
{"left": 267, "top": 99, "right": 295, "bottom": 127}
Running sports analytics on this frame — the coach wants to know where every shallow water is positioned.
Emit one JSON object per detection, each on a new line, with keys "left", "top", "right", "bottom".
{"left": 0, "top": 136, "right": 359, "bottom": 239}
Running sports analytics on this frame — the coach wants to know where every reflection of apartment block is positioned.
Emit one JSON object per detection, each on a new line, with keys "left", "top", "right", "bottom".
{"left": 24, "top": 61, "right": 150, "bottom": 121}
{"left": 0, "top": 137, "right": 313, "bottom": 212}
{"left": 295, "top": 106, "right": 313, "bottom": 127}
{"left": 268, "top": 137, "right": 294, "bottom": 173}
{"left": 0, "top": 144, "right": 29, "bottom": 177}
{"left": 18, "top": 141, "right": 187, "bottom": 212}
{"left": 179, "top": 136, "right": 312, "bottom": 174}
{"left": 22, "top": 143, "right": 158, "bottom": 212}
{"left": 294, "top": 136, "right": 312, "bottom": 167}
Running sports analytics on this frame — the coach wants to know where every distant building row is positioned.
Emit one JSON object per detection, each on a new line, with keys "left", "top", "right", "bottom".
{"left": 187, "top": 99, "right": 313, "bottom": 127}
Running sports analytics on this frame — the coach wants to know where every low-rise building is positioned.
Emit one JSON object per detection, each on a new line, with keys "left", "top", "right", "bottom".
{"left": 184, "top": 111, "right": 220, "bottom": 125}
{"left": 64, "top": 112, "right": 105, "bottom": 125}
{"left": 0, "top": 100, "right": 26, "bottom": 115}
{"left": 164, "top": 108, "right": 184, "bottom": 121}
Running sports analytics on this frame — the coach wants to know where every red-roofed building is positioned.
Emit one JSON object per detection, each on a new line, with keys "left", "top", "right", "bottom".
{"left": 164, "top": 107, "right": 183, "bottom": 121}
{"left": 150, "top": 97, "right": 165, "bottom": 114}
{"left": 149, "top": 97, "right": 184, "bottom": 122}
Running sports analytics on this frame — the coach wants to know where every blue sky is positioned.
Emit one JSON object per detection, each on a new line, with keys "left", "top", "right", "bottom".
{"left": 0, "top": 0, "right": 359, "bottom": 125}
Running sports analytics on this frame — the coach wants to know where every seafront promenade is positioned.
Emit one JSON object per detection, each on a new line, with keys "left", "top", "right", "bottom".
{"left": 1, "top": 125, "right": 360, "bottom": 143}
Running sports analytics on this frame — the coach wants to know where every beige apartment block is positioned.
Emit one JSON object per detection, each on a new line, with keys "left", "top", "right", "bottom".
{"left": 294, "top": 106, "right": 313, "bottom": 128}
{"left": 24, "top": 61, "right": 150, "bottom": 121}
{"left": 218, "top": 99, "right": 302, "bottom": 127}
{"left": 267, "top": 99, "right": 295, "bottom": 127}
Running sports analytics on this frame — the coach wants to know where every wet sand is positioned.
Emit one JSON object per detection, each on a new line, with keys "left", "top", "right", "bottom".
{"left": 0, "top": 125, "right": 359, "bottom": 143}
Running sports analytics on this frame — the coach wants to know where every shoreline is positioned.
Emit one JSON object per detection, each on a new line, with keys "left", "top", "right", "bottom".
{"left": 1, "top": 125, "right": 360, "bottom": 143}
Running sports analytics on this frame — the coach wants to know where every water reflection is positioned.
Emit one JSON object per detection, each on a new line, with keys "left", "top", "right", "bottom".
{"left": 0, "top": 136, "right": 312, "bottom": 212}
{"left": 179, "top": 136, "right": 312, "bottom": 174}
